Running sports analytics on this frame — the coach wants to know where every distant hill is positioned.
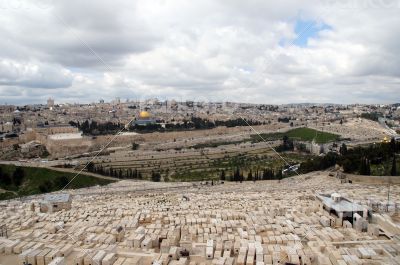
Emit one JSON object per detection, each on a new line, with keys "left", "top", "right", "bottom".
{"left": 392, "top": 103, "right": 400, "bottom": 108}
{"left": 0, "top": 164, "right": 115, "bottom": 200}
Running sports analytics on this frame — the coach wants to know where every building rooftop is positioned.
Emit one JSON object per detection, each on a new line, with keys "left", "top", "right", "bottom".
{"left": 43, "top": 193, "right": 71, "bottom": 203}
{"left": 317, "top": 193, "right": 366, "bottom": 212}
{"left": 48, "top": 133, "right": 83, "bottom": 140}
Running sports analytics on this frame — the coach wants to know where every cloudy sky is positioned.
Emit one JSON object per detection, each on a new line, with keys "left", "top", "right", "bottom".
{"left": 0, "top": 0, "right": 399, "bottom": 105}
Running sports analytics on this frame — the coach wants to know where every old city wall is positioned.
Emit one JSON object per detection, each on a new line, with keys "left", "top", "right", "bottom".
{"left": 46, "top": 137, "right": 92, "bottom": 158}
{"left": 347, "top": 174, "right": 400, "bottom": 185}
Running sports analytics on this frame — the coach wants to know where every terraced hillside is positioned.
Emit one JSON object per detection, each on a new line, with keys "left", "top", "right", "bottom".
{"left": 86, "top": 140, "right": 312, "bottom": 181}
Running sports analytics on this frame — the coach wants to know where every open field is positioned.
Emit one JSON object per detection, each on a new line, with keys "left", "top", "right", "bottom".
{"left": 284, "top": 127, "right": 340, "bottom": 143}
{"left": 250, "top": 127, "right": 340, "bottom": 144}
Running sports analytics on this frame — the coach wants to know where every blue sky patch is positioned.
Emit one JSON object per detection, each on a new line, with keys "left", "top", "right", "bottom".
{"left": 280, "top": 19, "right": 332, "bottom": 47}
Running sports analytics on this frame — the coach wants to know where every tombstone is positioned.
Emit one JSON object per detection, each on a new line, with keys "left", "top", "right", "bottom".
{"left": 48, "top": 257, "right": 66, "bottom": 265}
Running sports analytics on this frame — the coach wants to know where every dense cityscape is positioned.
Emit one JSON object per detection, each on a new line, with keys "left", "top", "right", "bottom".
{"left": 1, "top": 98, "right": 400, "bottom": 264}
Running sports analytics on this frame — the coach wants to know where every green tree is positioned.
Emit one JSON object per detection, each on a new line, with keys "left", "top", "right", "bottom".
{"left": 359, "top": 157, "right": 371, "bottom": 175}
{"left": 151, "top": 171, "right": 161, "bottom": 182}
{"left": 87, "top": 162, "right": 95, "bottom": 173}
{"left": 0, "top": 168, "right": 12, "bottom": 187}
{"left": 339, "top": 143, "right": 348, "bottom": 156}
{"left": 39, "top": 180, "right": 53, "bottom": 193}
{"left": 366, "top": 159, "right": 371, "bottom": 175}
{"left": 220, "top": 170, "right": 226, "bottom": 181}
{"left": 233, "top": 167, "right": 240, "bottom": 182}
{"left": 247, "top": 170, "right": 253, "bottom": 181}
{"left": 390, "top": 138, "right": 397, "bottom": 155}
{"left": 229, "top": 174, "right": 234, "bottom": 182}
{"left": 282, "top": 135, "right": 294, "bottom": 151}
{"left": 391, "top": 155, "right": 397, "bottom": 176}
{"left": 109, "top": 167, "right": 114, "bottom": 177}
{"left": 239, "top": 170, "right": 244, "bottom": 183}
{"left": 359, "top": 157, "right": 366, "bottom": 175}
{"left": 12, "top": 167, "right": 25, "bottom": 186}
{"left": 275, "top": 168, "right": 283, "bottom": 181}
{"left": 54, "top": 176, "right": 69, "bottom": 189}
{"left": 131, "top": 142, "right": 139, "bottom": 150}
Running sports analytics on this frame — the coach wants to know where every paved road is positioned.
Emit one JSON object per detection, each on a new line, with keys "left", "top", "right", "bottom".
{"left": 42, "top": 166, "right": 119, "bottom": 181}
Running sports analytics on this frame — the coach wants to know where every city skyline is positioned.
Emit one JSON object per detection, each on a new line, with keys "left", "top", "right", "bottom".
{"left": 3, "top": 97, "right": 400, "bottom": 107}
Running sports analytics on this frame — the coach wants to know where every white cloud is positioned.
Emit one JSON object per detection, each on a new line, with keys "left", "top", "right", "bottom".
{"left": 0, "top": 0, "right": 399, "bottom": 104}
{"left": 0, "top": 59, "right": 73, "bottom": 88}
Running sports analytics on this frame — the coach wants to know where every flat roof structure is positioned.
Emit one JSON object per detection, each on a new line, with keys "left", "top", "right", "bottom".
{"left": 43, "top": 194, "right": 71, "bottom": 203}
{"left": 48, "top": 133, "right": 83, "bottom": 140}
{"left": 317, "top": 193, "right": 366, "bottom": 212}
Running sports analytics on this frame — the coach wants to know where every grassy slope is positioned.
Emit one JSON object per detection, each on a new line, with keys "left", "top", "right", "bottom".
{"left": 251, "top": 127, "right": 340, "bottom": 144}
{"left": 0, "top": 164, "right": 114, "bottom": 200}
{"left": 285, "top": 127, "right": 340, "bottom": 144}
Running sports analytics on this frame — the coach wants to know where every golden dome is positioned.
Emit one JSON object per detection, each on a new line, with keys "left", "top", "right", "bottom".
{"left": 139, "top": 111, "right": 151, "bottom": 119}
